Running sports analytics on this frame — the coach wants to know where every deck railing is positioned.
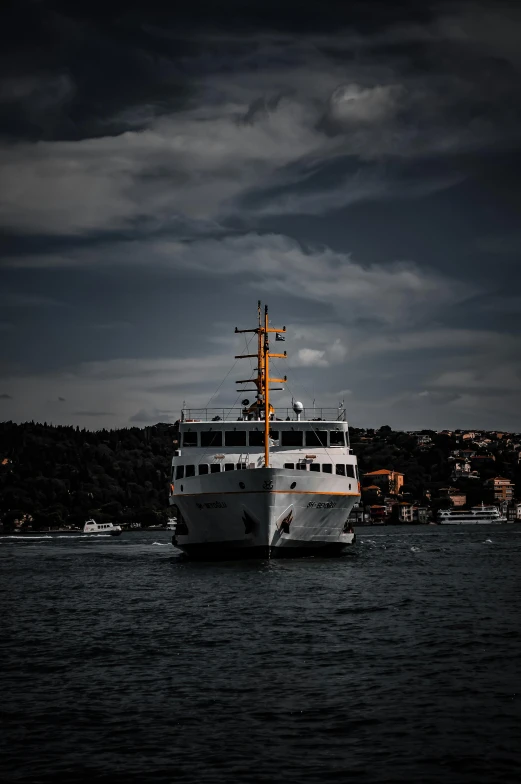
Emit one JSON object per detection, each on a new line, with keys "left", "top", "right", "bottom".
{"left": 181, "top": 407, "right": 347, "bottom": 422}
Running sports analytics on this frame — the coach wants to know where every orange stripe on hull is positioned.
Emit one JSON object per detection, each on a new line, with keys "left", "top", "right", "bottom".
{"left": 173, "top": 490, "right": 360, "bottom": 498}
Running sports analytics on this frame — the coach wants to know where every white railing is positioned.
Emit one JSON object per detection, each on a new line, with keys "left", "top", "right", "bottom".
{"left": 181, "top": 407, "right": 347, "bottom": 422}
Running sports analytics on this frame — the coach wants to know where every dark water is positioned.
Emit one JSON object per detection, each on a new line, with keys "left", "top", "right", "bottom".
{"left": 1, "top": 526, "right": 520, "bottom": 784}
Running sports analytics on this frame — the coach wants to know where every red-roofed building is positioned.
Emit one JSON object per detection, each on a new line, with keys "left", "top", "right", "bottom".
{"left": 363, "top": 469, "right": 404, "bottom": 495}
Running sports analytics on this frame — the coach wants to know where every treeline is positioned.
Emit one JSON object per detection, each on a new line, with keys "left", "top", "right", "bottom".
{"left": 0, "top": 421, "right": 177, "bottom": 530}
{"left": 2, "top": 421, "right": 520, "bottom": 531}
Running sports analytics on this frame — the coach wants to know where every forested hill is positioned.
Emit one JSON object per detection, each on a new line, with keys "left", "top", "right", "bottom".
{"left": 1, "top": 421, "right": 520, "bottom": 531}
{"left": 0, "top": 421, "right": 177, "bottom": 530}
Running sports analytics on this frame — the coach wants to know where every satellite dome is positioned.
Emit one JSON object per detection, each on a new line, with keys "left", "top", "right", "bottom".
{"left": 293, "top": 401, "right": 304, "bottom": 414}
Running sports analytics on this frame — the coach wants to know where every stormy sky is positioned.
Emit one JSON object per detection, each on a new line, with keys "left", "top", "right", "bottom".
{"left": 1, "top": 0, "right": 521, "bottom": 431}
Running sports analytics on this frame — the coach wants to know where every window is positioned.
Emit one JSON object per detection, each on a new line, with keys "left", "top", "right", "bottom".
{"left": 236, "top": 462, "right": 247, "bottom": 470}
{"left": 210, "top": 464, "right": 221, "bottom": 473}
{"left": 175, "top": 466, "right": 184, "bottom": 480}
{"left": 322, "top": 464, "right": 332, "bottom": 473}
{"left": 336, "top": 464, "right": 346, "bottom": 476}
{"left": 185, "top": 465, "right": 195, "bottom": 478}
{"left": 330, "top": 431, "right": 345, "bottom": 447}
{"left": 199, "top": 464, "right": 209, "bottom": 475}
{"left": 201, "top": 431, "right": 222, "bottom": 447}
{"left": 224, "top": 463, "right": 234, "bottom": 471}
{"left": 249, "top": 430, "right": 264, "bottom": 446}
{"left": 281, "top": 431, "right": 303, "bottom": 447}
{"left": 346, "top": 464, "right": 355, "bottom": 478}
{"left": 305, "top": 430, "right": 328, "bottom": 447}
{"left": 269, "top": 430, "right": 279, "bottom": 442}
{"left": 355, "top": 466, "right": 359, "bottom": 480}
{"left": 310, "top": 463, "right": 320, "bottom": 472}
{"left": 183, "top": 431, "right": 198, "bottom": 447}
{"left": 225, "top": 430, "right": 247, "bottom": 447}
{"left": 284, "top": 463, "right": 295, "bottom": 469}
{"left": 296, "top": 463, "right": 307, "bottom": 470}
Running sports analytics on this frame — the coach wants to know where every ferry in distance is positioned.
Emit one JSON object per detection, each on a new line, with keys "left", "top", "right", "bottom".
{"left": 438, "top": 504, "right": 507, "bottom": 525}
{"left": 169, "top": 302, "right": 360, "bottom": 559}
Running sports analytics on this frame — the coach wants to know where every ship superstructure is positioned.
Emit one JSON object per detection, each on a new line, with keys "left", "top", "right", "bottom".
{"left": 169, "top": 303, "right": 360, "bottom": 558}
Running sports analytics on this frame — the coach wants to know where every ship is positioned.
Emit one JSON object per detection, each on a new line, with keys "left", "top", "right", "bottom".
{"left": 438, "top": 504, "right": 507, "bottom": 525}
{"left": 168, "top": 303, "right": 360, "bottom": 559}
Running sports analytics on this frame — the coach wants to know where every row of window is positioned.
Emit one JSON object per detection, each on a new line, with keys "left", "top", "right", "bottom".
{"left": 174, "top": 463, "right": 358, "bottom": 480}
{"left": 181, "top": 429, "right": 346, "bottom": 448}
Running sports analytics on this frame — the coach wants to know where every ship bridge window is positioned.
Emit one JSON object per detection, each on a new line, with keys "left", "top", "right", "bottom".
{"left": 248, "top": 430, "right": 280, "bottom": 447}
{"left": 322, "top": 464, "right": 332, "bottom": 474}
{"left": 281, "top": 431, "right": 303, "bottom": 447}
{"left": 182, "top": 431, "right": 198, "bottom": 447}
{"left": 336, "top": 464, "right": 346, "bottom": 476}
{"left": 284, "top": 463, "right": 295, "bottom": 469}
{"left": 225, "top": 430, "right": 247, "bottom": 447}
{"left": 355, "top": 466, "right": 359, "bottom": 480}
{"left": 310, "top": 463, "right": 320, "bottom": 472}
{"left": 305, "top": 430, "right": 328, "bottom": 447}
{"left": 201, "top": 431, "right": 223, "bottom": 447}
{"left": 175, "top": 466, "right": 184, "bottom": 480}
{"left": 237, "top": 462, "right": 247, "bottom": 470}
{"left": 330, "top": 431, "right": 345, "bottom": 447}
{"left": 199, "top": 464, "right": 209, "bottom": 475}
{"left": 224, "top": 463, "right": 234, "bottom": 471}
{"left": 210, "top": 464, "right": 221, "bottom": 473}
{"left": 296, "top": 462, "right": 307, "bottom": 470}
{"left": 346, "top": 464, "right": 355, "bottom": 478}
{"left": 249, "top": 430, "right": 264, "bottom": 446}
{"left": 185, "top": 465, "right": 195, "bottom": 478}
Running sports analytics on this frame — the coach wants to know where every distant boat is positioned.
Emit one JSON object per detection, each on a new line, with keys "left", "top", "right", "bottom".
{"left": 166, "top": 517, "right": 177, "bottom": 531}
{"left": 438, "top": 504, "right": 506, "bottom": 525}
{"left": 83, "top": 519, "right": 122, "bottom": 536}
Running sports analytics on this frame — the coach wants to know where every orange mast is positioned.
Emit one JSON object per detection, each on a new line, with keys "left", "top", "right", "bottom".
{"left": 235, "top": 301, "right": 286, "bottom": 467}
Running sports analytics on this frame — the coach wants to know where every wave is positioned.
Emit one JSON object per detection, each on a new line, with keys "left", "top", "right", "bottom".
{"left": 1, "top": 534, "right": 111, "bottom": 540}
{"left": 152, "top": 542, "right": 170, "bottom": 546}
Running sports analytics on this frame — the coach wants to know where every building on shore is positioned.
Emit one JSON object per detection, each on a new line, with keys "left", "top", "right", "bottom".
{"left": 363, "top": 469, "right": 404, "bottom": 495}
{"left": 485, "top": 476, "right": 515, "bottom": 503}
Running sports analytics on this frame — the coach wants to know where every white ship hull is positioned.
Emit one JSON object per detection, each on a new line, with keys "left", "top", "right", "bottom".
{"left": 170, "top": 468, "right": 358, "bottom": 558}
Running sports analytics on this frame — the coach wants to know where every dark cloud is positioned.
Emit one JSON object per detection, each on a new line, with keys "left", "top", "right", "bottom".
{"left": 73, "top": 410, "right": 114, "bottom": 416}
{"left": 0, "top": 393, "right": 13, "bottom": 400}
{"left": 1, "top": 1, "right": 521, "bottom": 429}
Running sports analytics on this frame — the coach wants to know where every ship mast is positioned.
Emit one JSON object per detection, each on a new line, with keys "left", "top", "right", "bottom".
{"left": 235, "top": 302, "right": 287, "bottom": 468}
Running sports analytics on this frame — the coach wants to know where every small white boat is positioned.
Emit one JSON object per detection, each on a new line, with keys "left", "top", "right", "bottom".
{"left": 83, "top": 519, "right": 122, "bottom": 536}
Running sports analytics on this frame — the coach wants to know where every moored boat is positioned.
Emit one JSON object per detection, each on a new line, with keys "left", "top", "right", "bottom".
{"left": 169, "top": 302, "right": 360, "bottom": 559}
{"left": 438, "top": 504, "right": 506, "bottom": 525}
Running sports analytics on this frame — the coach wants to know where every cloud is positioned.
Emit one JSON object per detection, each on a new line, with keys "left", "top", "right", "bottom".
{"left": 291, "top": 348, "right": 328, "bottom": 368}
{"left": 0, "top": 393, "right": 13, "bottom": 400}
{"left": 129, "top": 407, "right": 174, "bottom": 423}
{"left": 1, "top": 5, "right": 519, "bottom": 236}
{"left": 58, "top": 396, "right": 66, "bottom": 402}
{"left": 73, "top": 410, "right": 114, "bottom": 417}
{"left": 325, "top": 84, "right": 403, "bottom": 127}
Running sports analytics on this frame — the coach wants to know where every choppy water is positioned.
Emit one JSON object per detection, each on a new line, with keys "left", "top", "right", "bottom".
{"left": 1, "top": 526, "right": 520, "bottom": 784}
